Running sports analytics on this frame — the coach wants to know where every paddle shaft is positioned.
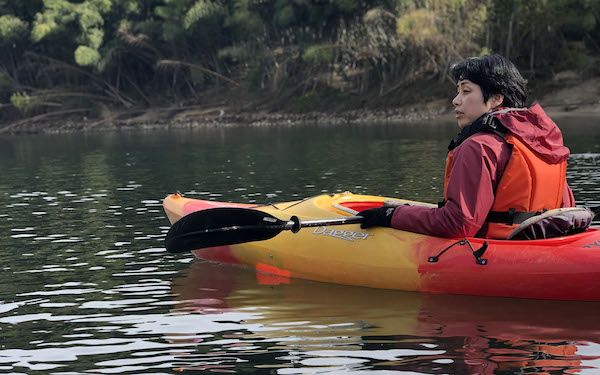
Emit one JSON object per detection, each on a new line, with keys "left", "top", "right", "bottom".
{"left": 286, "top": 216, "right": 364, "bottom": 231}
{"left": 165, "top": 207, "right": 364, "bottom": 253}
{"left": 175, "top": 215, "right": 363, "bottom": 237}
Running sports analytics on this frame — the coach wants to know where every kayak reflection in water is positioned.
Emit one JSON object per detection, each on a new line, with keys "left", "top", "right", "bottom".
{"left": 168, "top": 261, "right": 596, "bottom": 374}
{"left": 357, "top": 54, "right": 578, "bottom": 239}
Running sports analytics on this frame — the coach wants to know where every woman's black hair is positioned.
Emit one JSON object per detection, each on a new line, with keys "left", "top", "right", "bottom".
{"left": 451, "top": 54, "right": 528, "bottom": 108}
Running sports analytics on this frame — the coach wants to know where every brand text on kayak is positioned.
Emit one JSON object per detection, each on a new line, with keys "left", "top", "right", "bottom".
{"left": 312, "top": 226, "right": 374, "bottom": 241}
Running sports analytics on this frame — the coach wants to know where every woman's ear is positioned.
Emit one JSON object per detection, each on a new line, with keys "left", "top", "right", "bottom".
{"left": 490, "top": 94, "right": 504, "bottom": 109}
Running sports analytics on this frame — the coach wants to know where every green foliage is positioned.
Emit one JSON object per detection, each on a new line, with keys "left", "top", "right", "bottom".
{"left": 464, "top": 3, "right": 487, "bottom": 38}
{"left": 30, "top": 0, "right": 75, "bottom": 43}
{"left": 274, "top": 5, "right": 295, "bottom": 27}
{"left": 31, "top": 15, "right": 60, "bottom": 42}
{"left": 77, "top": 5, "right": 105, "bottom": 49}
{"left": 30, "top": 0, "right": 111, "bottom": 66}
{"left": 218, "top": 45, "right": 249, "bottom": 61}
{"left": 290, "top": 90, "right": 321, "bottom": 111}
{"left": 396, "top": 0, "right": 487, "bottom": 46}
{"left": 478, "top": 46, "right": 490, "bottom": 56}
{"left": 396, "top": 8, "right": 437, "bottom": 45}
{"left": 0, "top": 15, "right": 29, "bottom": 43}
{"left": 0, "top": 0, "right": 44, "bottom": 21}
{"left": 570, "top": 51, "right": 599, "bottom": 71}
{"left": 184, "top": 0, "right": 225, "bottom": 30}
{"left": 190, "top": 66, "right": 205, "bottom": 85}
{"left": 290, "top": 87, "right": 344, "bottom": 112}
{"left": 10, "top": 92, "right": 37, "bottom": 114}
{"left": 153, "top": 4, "right": 170, "bottom": 19}
{"left": 273, "top": 0, "right": 297, "bottom": 28}
{"left": 245, "top": 62, "right": 263, "bottom": 91}
{"left": 117, "top": 0, "right": 141, "bottom": 14}
{"left": 155, "top": 0, "right": 223, "bottom": 41}
{"left": 1, "top": 0, "right": 600, "bottom": 121}
{"left": 486, "top": 0, "right": 600, "bottom": 75}
{"left": 553, "top": 1, "right": 597, "bottom": 35}
{"left": 228, "top": 0, "right": 264, "bottom": 37}
{"left": 161, "top": 22, "right": 183, "bottom": 40}
{"left": 74, "top": 45, "right": 101, "bottom": 66}
{"left": 302, "top": 45, "right": 334, "bottom": 65}
{"left": 89, "top": 0, "right": 111, "bottom": 13}
{"left": 0, "top": 70, "right": 11, "bottom": 90}
{"left": 131, "top": 19, "right": 162, "bottom": 36}
{"left": 332, "top": 0, "right": 359, "bottom": 14}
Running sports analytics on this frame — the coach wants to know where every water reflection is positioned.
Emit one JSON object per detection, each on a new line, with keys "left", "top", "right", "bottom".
{"left": 171, "top": 261, "right": 600, "bottom": 374}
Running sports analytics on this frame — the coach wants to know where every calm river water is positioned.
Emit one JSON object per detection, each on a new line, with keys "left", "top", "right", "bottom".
{"left": 1, "top": 117, "right": 599, "bottom": 374}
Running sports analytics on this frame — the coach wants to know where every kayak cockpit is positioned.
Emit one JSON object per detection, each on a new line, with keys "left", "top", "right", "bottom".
{"left": 328, "top": 193, "right": 596, "bottom": 242}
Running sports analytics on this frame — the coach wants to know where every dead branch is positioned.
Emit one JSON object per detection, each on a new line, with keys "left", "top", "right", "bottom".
{"left": 157, "top": 60, "right": 240, "bottom": 87}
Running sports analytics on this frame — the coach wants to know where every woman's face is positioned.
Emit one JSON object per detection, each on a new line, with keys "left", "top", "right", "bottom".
{"left": 452, "top": 79, "right": 501, "bottom": 128}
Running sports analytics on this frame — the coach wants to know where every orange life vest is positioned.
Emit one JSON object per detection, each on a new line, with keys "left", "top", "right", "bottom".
{"left": 443, "top": 132, "right": 567, "bottom": 240}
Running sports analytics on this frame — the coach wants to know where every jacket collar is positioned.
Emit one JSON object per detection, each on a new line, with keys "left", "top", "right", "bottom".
{"left": 448, "top": 112, "right": 508, "bottom": 151}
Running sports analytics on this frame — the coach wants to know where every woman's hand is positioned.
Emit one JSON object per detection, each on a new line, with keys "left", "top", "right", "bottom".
{"left": 356, "top": 206, "right": 396, "bottom": 229}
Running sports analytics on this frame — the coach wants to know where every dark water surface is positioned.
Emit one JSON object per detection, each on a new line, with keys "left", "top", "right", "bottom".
{"left": 1, "top": 118, "right": 599, "bottom": 374}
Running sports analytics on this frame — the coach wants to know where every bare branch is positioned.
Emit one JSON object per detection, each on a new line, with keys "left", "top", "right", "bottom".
{"left": 157, "top": 60, "right": 240, "bottom": 87}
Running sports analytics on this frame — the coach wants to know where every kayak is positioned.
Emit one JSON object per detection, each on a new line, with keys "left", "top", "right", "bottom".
{"left": 163, "top": 192, "right": 600, "bottom": 301}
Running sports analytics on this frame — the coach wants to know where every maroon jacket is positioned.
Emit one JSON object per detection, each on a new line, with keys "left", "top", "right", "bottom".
{"left": 390, "top": 104, "right": 575, "bottom": 238}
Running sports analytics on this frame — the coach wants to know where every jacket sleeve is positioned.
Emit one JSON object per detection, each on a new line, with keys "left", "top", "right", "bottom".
{"left": 389, "top": 134, "right": 510, "bottom": 238}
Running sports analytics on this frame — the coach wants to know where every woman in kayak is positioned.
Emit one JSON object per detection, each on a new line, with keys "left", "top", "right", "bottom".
{"left": 358, "top": 54, "right": 575, "bottom": 239}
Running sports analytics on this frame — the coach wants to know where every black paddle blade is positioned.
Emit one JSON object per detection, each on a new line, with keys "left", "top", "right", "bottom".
{"left": 165, "top": 207, "right": 289, "bottom": 253}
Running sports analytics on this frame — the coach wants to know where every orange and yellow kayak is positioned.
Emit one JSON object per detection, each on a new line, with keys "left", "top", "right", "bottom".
{"left": 163, "top": 192, "right": 600, "bottom": 301}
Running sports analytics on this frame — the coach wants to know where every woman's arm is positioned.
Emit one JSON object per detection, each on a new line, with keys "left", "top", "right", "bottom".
{"left": 389, "top": 134, "right": 511, "bottom": 238}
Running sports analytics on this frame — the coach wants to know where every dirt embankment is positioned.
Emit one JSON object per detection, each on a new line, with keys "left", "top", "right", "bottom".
{"left": 2, "top": 77, "right": 599, "bottom": 134}
{"left": 538, "top": 77, "right": 600, "bottom": 117}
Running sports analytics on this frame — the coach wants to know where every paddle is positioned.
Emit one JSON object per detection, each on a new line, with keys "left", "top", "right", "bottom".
{"left": 165, "top": 207, "right": 363, "bottom": 253}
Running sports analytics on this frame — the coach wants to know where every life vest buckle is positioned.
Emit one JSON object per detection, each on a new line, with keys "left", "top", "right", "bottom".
{"left": 507, "top": 208, "right": 516, "bottom": 225}
{"left": 483, "top": 113, "right": 497, "bottom": 129}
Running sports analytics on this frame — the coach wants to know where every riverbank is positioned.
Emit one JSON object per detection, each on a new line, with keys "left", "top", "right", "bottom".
{"left": 0, "top": 99, "right": 451, "bottom": 134}
{"left": 2, "top": 78, "right": 599, "bottom": 134}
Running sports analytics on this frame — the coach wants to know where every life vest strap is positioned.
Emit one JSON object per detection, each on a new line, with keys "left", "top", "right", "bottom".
{"left": 486, "top": 208, "right": 547, "bottom": 226}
